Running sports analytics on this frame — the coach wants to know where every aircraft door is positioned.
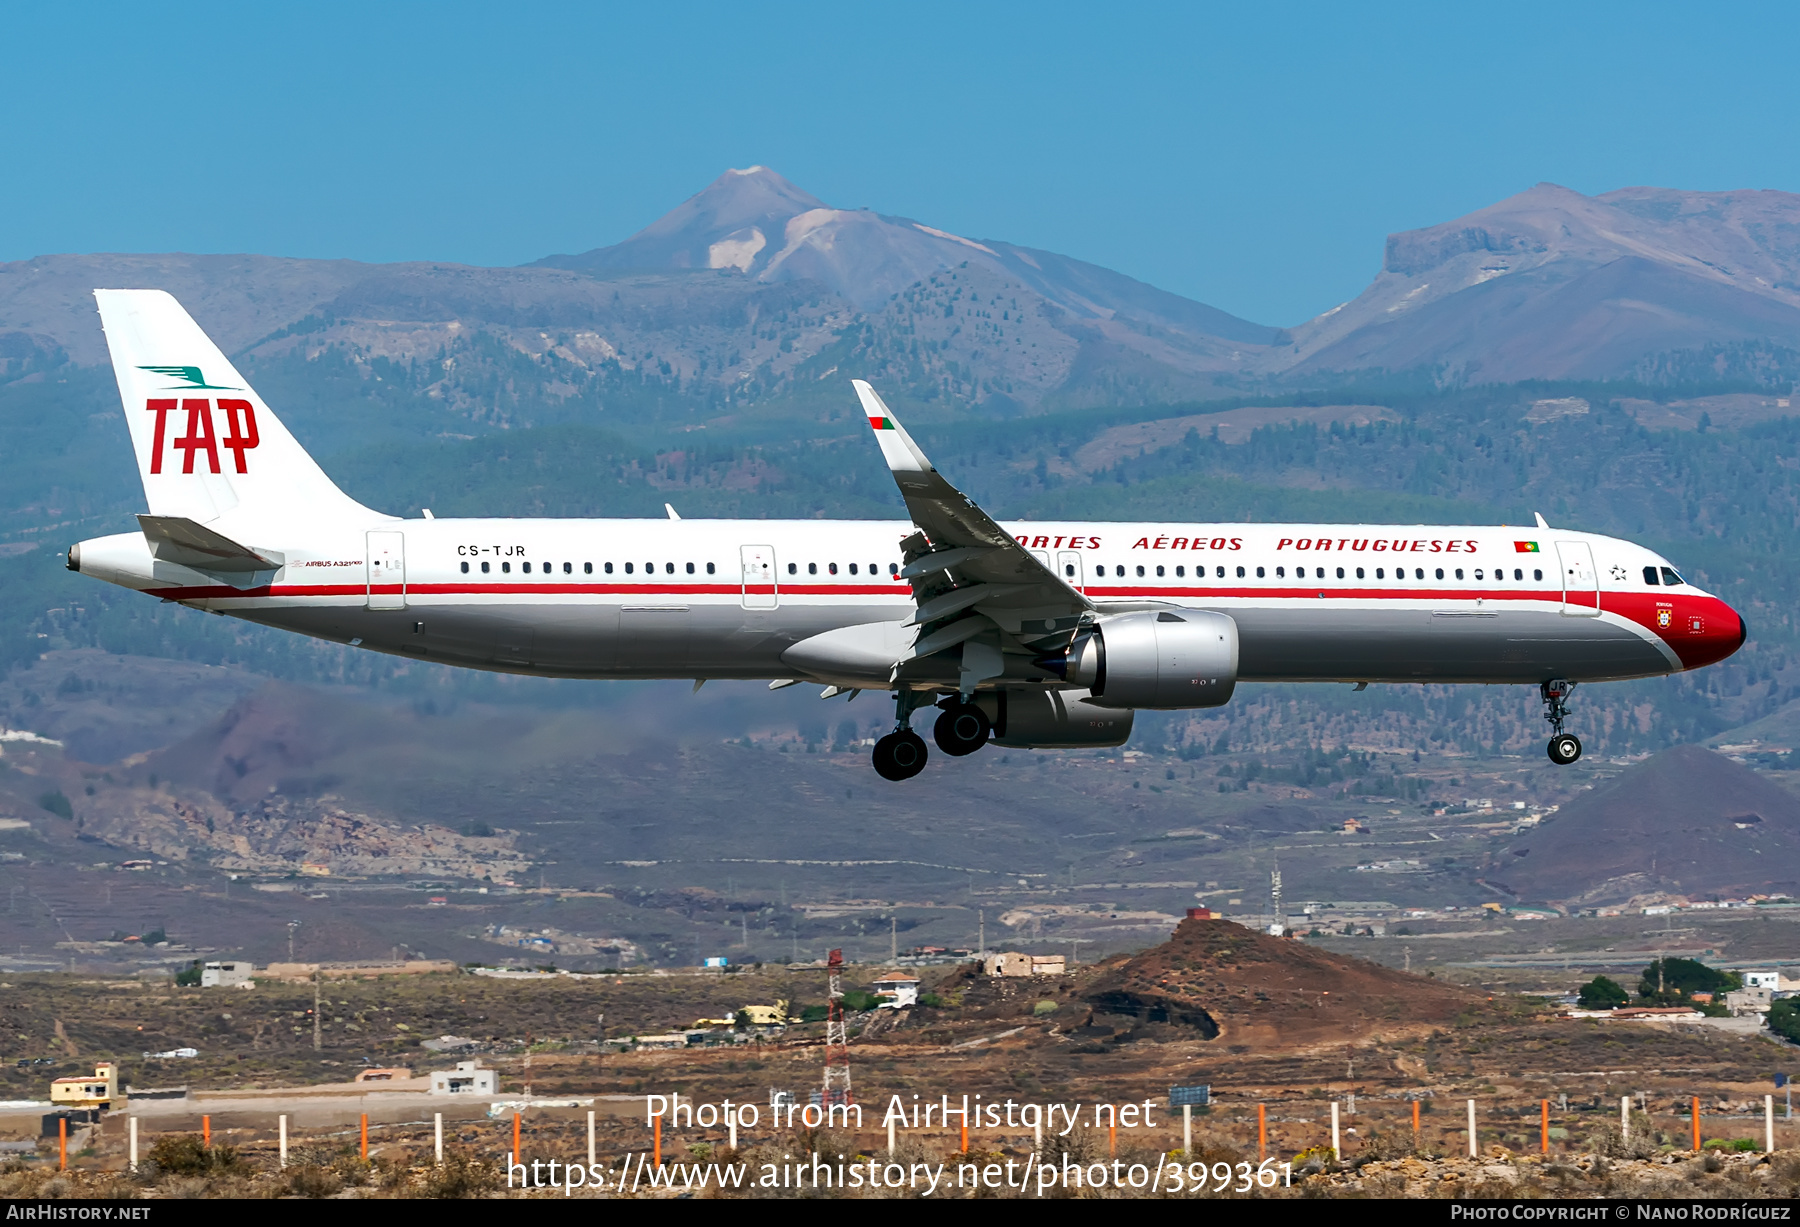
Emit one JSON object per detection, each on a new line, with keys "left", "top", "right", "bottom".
{"left": 741, "top": 544, "right": 778, "bottom": 609}
{"left": 366, "top": 531, "right": 405, "bottom": 610}
{"left": 1056, "top": 549, "right": 1086, "bottom": 592}
{"left": 1556, "top": 540, "right": 1599, "bottom": 616}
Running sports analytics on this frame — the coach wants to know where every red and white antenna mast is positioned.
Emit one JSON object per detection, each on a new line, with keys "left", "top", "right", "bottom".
{"left": 822, "top": 948, "right": 851, "bottom": 1106}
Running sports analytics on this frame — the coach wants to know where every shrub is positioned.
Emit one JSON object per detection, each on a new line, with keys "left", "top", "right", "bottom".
{"left": 1577, "top": 975, "right": 1629, "bottom": 1009}
{"left": 145, "top": 1134, "right": 241, "bottom": 1178}
{"left": 37, "top": 791, "right": 72, "bottom": 820}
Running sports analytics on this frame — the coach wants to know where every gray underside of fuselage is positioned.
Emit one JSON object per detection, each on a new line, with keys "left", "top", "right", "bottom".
{"left": 231, "top": 600, "right": 1674, "bottom": 687}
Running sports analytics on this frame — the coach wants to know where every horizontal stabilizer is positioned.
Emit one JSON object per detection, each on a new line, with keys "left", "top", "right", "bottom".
{"left": 138, "top": 515, "right": 282, "bottom": 573}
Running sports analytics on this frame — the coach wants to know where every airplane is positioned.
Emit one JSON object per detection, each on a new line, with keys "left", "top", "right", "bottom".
{"left": 67, "top": 290, "right": 1746, "bottom": 781}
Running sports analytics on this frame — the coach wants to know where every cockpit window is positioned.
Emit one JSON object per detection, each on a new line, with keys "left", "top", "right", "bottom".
{"left": 1660, "top": 566, "right": 1684, "bottom": 586}
{"left": 1643, "top": 566, "right": 1660, "bottom": 586}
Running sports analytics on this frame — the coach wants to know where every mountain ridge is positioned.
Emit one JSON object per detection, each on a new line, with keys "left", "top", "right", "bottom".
{"left": 9, "top": 172, "right": 1800, "bottom": 418}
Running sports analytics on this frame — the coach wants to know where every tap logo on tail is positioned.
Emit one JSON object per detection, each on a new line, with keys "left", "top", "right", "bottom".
{"left": 137, "top": 366, "right": 259, "bottom": 475}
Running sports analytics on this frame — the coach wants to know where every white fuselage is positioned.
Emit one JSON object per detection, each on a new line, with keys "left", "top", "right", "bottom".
{"left": 72, "top": 515, "right": 1742, "bottom": 686}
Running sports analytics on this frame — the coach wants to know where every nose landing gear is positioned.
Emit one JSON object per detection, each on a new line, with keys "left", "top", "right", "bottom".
{"left": 1541, "top": 679, "right": 1581, "bottom": 765}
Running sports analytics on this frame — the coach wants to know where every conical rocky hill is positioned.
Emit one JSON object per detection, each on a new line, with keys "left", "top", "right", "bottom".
{"left": 1082, "top": 917, "right": 1485, "bottom": 1048}
{"left": 1496, "top": 744, "right": 1800, "bottom": 904}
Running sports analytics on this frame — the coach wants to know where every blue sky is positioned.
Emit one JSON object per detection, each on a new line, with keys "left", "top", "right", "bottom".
{"left": 4, "top": 2, "right": 1798, "bottom": 325}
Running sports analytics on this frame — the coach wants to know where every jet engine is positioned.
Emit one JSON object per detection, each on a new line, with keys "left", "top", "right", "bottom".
{"left": 1055, "top": 609, "right": 1238, "bottom": 710}
{"left": 986, "top": 688, "right": 1133, "bottom": 748}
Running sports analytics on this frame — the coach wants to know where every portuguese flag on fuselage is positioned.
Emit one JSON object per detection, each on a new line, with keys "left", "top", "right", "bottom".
{"left": 1514, "top": 541, "right": 1540, "bottom": 553}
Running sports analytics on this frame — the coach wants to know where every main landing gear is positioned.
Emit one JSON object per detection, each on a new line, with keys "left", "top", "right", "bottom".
{"left": 1541, "top": 679, "right": 1582, "bottom": 765}
{"left": 872, "top": 692, "right": 994, "bottom": 780}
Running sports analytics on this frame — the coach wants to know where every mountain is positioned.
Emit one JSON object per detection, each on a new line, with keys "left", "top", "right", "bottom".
{"left": 11, "top": 173, "right": 1800, "bottom": 432}
{"left": 1496, "top": 745, "right": 1800, "bottom": 904}
{"left": 534, "top": 165, "right": 1277, "bottom": 342}
{"left": 1283, "top": 183, "right": 1800, "bottom": 382}
{"left": 0, "top": 167, "right": 1278, "bottom": 419}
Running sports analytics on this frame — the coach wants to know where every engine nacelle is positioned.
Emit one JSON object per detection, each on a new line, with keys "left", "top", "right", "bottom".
{"left": 986, "top": 688, "right": 1133, "bottom": 749}
{"left": 1073, "top": 609, "right": 1239, "bottom": 710}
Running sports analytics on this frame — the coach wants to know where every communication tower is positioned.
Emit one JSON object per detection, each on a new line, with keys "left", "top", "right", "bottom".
{"left": 1269, "top": 859, "right": 1285, "bottom": 937}
{"left": 822, "top": 948, "right": 852, "bottom": 1106}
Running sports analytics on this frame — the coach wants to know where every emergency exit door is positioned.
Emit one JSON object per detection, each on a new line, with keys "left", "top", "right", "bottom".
{"left": 1056, "top": 549, "right": 1086, "bottom": 592}
{"left": 1556, "top": 540, "right": 1598, "bottom": 616}
{"left": 741, "top": 545, "right": 778, "bottom": 609}
{"left": 366, "top": 531, "right": 406, "bottom": 610}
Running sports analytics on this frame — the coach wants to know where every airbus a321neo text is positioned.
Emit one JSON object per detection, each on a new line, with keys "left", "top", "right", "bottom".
{"left": 67, "top": 291, "right": 1747, "bottom": 780}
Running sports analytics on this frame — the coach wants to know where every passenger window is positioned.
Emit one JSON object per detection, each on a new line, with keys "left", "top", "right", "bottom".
{"left": 1644, "top": 566, "right": 1660, "bottom": 586}
{"left": 1175, "top": 565, "right": 1185, "bottom": 577}
{"left": 1236, "top": 566, "right": 1245, "bottom": 578}
{"left": 1256, "top": 567, "right": 1265, "bottom": 578}
{"left": 848, "top": 564, "right": 858, "bottom": 575}
{"left": 1512, "top": 568, "right": 1520, "bottom": 580}
{"left": 1661, "top": 567, "right": 1684, "bottom": 586}
{"left": 686, "top": 562, "right": 695, "bottom": 574}
{"left": 1136, "top": 565, "right": 1146, "bottom": 578}
{"left": 828, "top": 563, "right": 838, "bottom": 575}
{"left": 501, "top": 562, "right": 511, "bottom": 574}
{"left": 1355, "top": 567, "right": 1364, "bottom": 579}
{"left": 1155, "top": 565, "right": 1164, "bottom": 577}
{"left": 665, "top": 562, "right": 674, "bottom": 574}
{"left": 1065, "top": 564, "right": 1075, "bottom": 577}
{"left": 1474, "top": 569, "right": 1483, "bottom": 580}
{"left": 1375, "top": 568, "right": 1384, "bottom": 579}
{"left": 625, "top": 562, "right": 634, "bottom": 574}
{"left": 563, "top": 562, "right": 572, "bottom": 574}
{"left": 1315, "top": 567, "right": 1325, "bottom": 579}
{"left": 1116, "top": 565, "right": 1126, "bottom": 577}
{"left": 1533, "top": 568, "right": 1543, "bottom": 581}
{"left": 1095, "top": 566, "right": 1105, "bottom": 578}
{"left": 522, "top": 562, "right": 531, "bottom": 574}
{"left": 706, "top": 562, "right": 715, "bottom": 575}
{"left": 788, "top": 563, "right": 797, "bottom": 575}
{"left": 1276, "top": 566, "right": 1285, "bottom": 578}
{"left": 808, "top": 563, "right": 818, "bottom": 575}
{"left": 889, "top": 563, "right": 899, "bottom": 575}
{"left": 1434, "top": 568, "right": 1443, "bottom": 580}
{"left": 1336, "top": 567, "right": 1345, "bottom": 579}
{"left": 481, "top": 561, "right": 490, "bottom": 573}
{"left": 587, "top": 563, "right": 595, "bottom": 574}
{"left": 460, "top": 561, "right": 469, "bottom": 574}
{"left": 1455, "top": 569, "right": 1464, "bottom": 580}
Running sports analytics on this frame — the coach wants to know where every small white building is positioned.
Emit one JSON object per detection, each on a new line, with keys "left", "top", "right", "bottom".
{"left": 200, "top": 961, "right": 254, "bottom": 988}
{"left": 1744, "top": 971, "right": 1797, "bottom": 993}
{"left": 871, "top": 971, "right": 920, "bottom": 1008}
{"left": 430, "top": 1060, "right": 498, "bottom": 1096}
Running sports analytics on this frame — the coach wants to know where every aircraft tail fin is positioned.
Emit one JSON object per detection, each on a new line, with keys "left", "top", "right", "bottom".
{"left": 93, "top": 289, "right": 378, "bottom": 528}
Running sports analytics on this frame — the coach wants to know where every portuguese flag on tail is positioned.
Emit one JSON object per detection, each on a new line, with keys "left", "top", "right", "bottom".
{"left": 869, "top": 414, "right": 896, "bottom": 430}
{"left": 1514, "top": 541, "right": 1540, "bottom": 553}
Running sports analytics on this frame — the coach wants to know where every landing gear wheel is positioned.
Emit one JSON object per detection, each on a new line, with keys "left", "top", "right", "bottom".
{"left": 1547, "top": 733, "right": 1582, "bottom": 766}
{"left": 873, "top": 730, "right": 930, "bottom": 781}
{"left": 933, "top": 702, "right": 991, "bottom": 757}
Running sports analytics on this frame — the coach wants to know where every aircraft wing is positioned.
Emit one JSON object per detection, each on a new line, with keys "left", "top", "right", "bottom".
{"left": 854, "top": 381, "right": 1092, "bottom": 679}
